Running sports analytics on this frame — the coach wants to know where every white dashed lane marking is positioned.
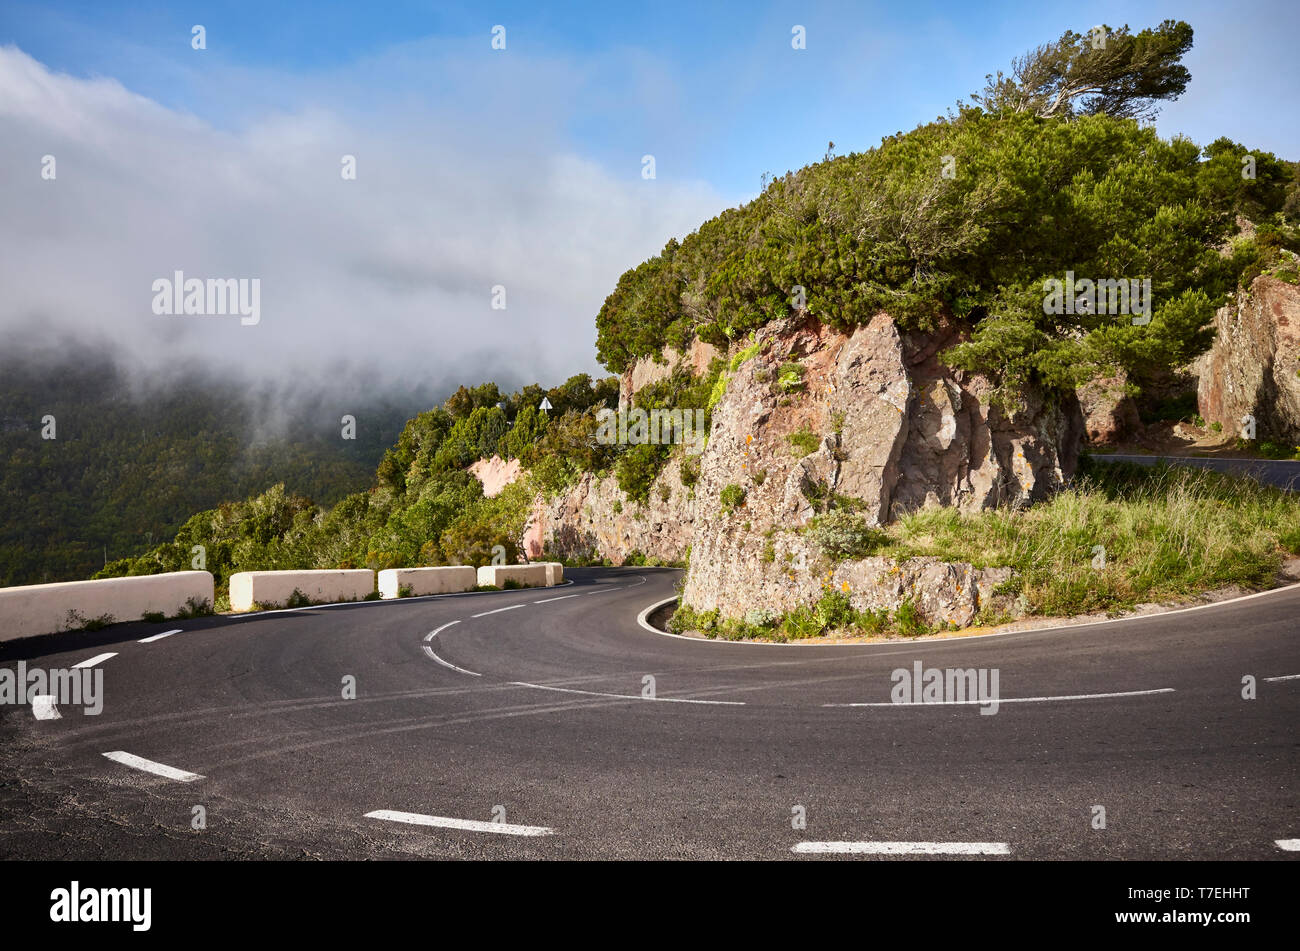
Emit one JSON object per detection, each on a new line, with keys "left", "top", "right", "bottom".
{"left": 471, "top": 604, "right": 526, "bottom": 619}
{"left": 31, "top": 696, "right": 61, "bottom": 720}
{"left": 138, "top": 629, "right": 182, "bottom": 643}
{"left": 103, "top": 751, "right": 204, "bottom": 782}
{"left": 365, "top": 810, "right": 553, "bottom": 836}
{"left": 72, "top": 653, "right": 117, "bottom": 669}
{"left": 793, "top": 841, "right": 1011, "bottom": 855}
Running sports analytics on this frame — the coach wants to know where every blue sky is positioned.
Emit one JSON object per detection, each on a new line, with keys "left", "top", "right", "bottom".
{"left": 5, "top": 0, "right": 1298, "bottom": 199}
{"left": 1, "top": 1, "right": 1297, "bottom": 386}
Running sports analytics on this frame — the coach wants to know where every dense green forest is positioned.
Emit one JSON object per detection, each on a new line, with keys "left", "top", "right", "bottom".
{"left": 0, "top": 346, "right": 437, "bottom": 586}
{"left": 22, "top": 19, "right": 1300, "bottom": 606}
{"left": 88, "top": 375, "right": 645, "bottom": 607}
{"left": 595, "top": 22, "right": 1300, "bottom": 402}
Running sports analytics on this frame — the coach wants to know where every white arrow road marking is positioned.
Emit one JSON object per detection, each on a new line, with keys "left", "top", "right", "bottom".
{"left": 1276, "top": 839, "right": 1300, "bottom": 851}
{"left": 72, "top": 653, "right": 117, "bottom": 669}
{"left": 103, "top": 751, "right": 204, "bottom": 782}
{"left": 1264, "top": 674, "right": 1300, "bottom": 683}
{"left": 793, "top": 841, "right": 1010, "bottom": 855}
{"left": 509, "top": 680, "right": 745, "bottom": 705}
{"left": 471, "top": 604, "right": 525, "bottom": 619}
{"left": 31, "top": 696, "right": 61, "bottom": 720}
{"left": 825, "top": 687, "right": 1174, "bottom": 707}
{"left": 365, "top": 810, "right": 553, "bottom": 836}
{"left": 139, "top": 629, "right": 182, "bottom": 643}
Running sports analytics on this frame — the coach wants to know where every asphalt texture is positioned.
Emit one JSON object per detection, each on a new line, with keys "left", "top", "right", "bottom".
{"left": 0, "top": 567, "right": 1296, "bottom": 859}
{"left": 1094, "top": 454, "right": 1300, "bottom": 491}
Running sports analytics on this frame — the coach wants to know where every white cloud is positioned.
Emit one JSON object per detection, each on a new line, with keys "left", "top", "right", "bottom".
{"left": 0, "top": 45, "right": 726, "bottom": 387}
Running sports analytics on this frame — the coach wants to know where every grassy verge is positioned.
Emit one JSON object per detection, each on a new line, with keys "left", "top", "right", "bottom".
{"left": 672, "top": 457, "right": 1300, "bottom": 641}
{"left": 884, "top": 457, "right": 1300, "bottom": 617}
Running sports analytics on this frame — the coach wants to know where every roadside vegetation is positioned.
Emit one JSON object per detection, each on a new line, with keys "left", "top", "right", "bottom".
{"left": 671, "top": 458, "right": 1300, "bottom": 642}
{"left": 81, "top": 20, "right": 1300, "bottom": 631}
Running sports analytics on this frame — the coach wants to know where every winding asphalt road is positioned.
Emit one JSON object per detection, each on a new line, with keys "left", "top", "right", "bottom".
{"left": 1, "top": 567, "right": 1296, "bottom": 859}
{"left": 1094, "top": 453, "right": 1300, "bottom": 491}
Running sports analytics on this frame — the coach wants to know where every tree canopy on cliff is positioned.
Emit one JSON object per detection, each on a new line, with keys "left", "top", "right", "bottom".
{"left": 594, "top": 20, "right": 1299, "bottom": 399}
{"left": 971, "top": 20, "right": 1193, "bottom": 121}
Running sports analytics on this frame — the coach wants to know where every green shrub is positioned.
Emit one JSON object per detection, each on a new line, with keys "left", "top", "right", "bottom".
{"left": 786, "top": 425, "right": 820, "bottom": 456}
{"left": 719, "top": 484, "right": 747, "bottom": 513}
{"left": 807, "top": 509, "right": 887, "bottom": 559}
{"left": 780, "top": 605, "right": 823, "bottom": 640}
{"left": 679, "top": 455, "right": 701, "bottom": 487}
{"left": 615, "top": 443, "right": 670, "bottom": 505}
{"left": 893, "top": 599, "right": 931, "bottom": 637}
{"left": 776, "top": 362, "right": 806, "bottom": 392}
{"left": 814, "top": 590, "right": 855, "bottom": 629}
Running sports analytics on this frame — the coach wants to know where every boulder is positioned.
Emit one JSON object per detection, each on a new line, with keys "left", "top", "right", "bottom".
{"left": 1197, "top": 273, "right": 1300, "bottom": 442}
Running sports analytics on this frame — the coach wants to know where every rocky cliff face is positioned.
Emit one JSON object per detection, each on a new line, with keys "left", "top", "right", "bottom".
{"left": 529, "top": 312, "right": 1083, "bottom": 625}
{"left": 1197, "top": 273, "right": 1300, "bottom": 442}
{"left": 1077, "top": 374, "right": 1141, "bottom": 445}
{"left": 618, "top": 338, "right": 720, "bottom": 411}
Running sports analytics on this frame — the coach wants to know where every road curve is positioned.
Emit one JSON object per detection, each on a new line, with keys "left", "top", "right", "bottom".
{"left": 1094, "top": 453, "right": 1300, "bottom": 491}
{"left": 0, "top": 566, "right": 1296, "bottom": 859}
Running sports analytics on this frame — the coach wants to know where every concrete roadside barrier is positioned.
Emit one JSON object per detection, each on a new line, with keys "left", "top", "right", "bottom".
{"left": 228, "top": 569, "right": 374, "bottom": 612}
{"left": 540, "top": 562, "right": 564, "bottom": 586}
{"left": 377, "top": 566, "right": 477, "bottom": 599}
{"left": 476, "top": 564, "right": 550, "bottom": 589}
{"left": 0, "top": 571, "right": 214, "bottom": 642}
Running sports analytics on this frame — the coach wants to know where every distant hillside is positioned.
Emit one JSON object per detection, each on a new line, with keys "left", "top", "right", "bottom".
{"left": 0, "top": 348, "right": 437, "bottom": 586}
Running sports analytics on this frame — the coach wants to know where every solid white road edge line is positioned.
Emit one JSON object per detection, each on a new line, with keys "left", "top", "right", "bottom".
{"left": 421, "top": 621, "right": 481, "bottom": 677}
{"left": 423, "top": 621, "right": 460, "bottom": 641}
{"left": 509, "top": 680, "right": 745, "bottom": 705}
{"left": 471, "top": 604, "right": 525, "bottom": 619}
{"left": 636, "top": 580, "right": 1300, "bottom": 648}
{"left": 102, "top": 751, "right": 204, "bottom": 782}
{"left": 72, "top": 653, "right": 117, "bottom": 668}
{"left": 421, "top": 645, "right": 481, "bottom": 677}
{"left": 824, "top": 687, "right": 1175, "bottom": 707}
{"left": 793, "top": 841, "right": 1010, "bottom": 855}
{"left": 138, "top": 629, "right": 182, "bottom": 643}
{"left": 365, "top": 810, "right": 553, "bottom": 836}
{"left": 1276, "top": 839, "right": 1300, "bottom": 851}
{"left": 31, "top": 695, "right": 60, "bottom": 720}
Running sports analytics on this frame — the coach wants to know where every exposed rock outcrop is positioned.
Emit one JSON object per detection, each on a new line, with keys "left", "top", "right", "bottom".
{"left": 1077, "top": 374, "right": 1141, "bottom": 445}
{"left": 523, "top": 457, "right": 695, "bottom": 564}
{"left": 618, "top": 339, "right": 719, "bottom": 410}
{"left": 1197, "top": 273, "right": 1300, "bottom": 442}
{"left": 531, "top": 312, "right": 1083, "bottom": 624}
{"left": 468, "top": 455, "right": 522, "bottom": 498}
